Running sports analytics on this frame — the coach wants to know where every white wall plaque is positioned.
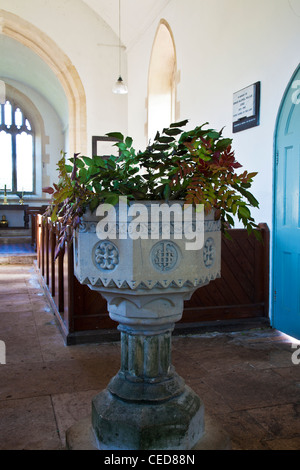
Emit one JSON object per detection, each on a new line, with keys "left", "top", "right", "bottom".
{"left": 233, "top": 82, "right": 260, "bottom": 133}
{"left": 233, "top": 84, "right": 255, "bottom": 121}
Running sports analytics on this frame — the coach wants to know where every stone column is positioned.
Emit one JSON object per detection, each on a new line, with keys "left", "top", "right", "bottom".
{"left": 86, "top": 287, "right": 205, "bottom": 450}
{"left": 107, "top": 325, "right": 185, "bottom": 402}
{"left": 91, "top": 298, "right": 205, "bottom": 450}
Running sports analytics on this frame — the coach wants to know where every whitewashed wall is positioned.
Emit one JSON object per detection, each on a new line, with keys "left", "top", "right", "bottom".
{"left": 2, "top": 0, "right": 300, "bottom": 227}
{"left": 127, "top": 0, "right": 300, "bottom": 230}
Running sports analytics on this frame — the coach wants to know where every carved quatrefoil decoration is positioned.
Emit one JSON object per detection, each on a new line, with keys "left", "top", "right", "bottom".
{"left": 203, "top": 237, "right": 216, "bottom": 268}
{"left": 94, "top": 241, "right": 119, "bottom": 271}
{"left": 151, "top": 241, "right": 180, "bottom": 272}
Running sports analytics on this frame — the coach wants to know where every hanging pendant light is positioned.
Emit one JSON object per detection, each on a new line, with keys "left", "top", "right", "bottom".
{"left": 113, "top": 0, "right": 128, "bottom": 94}
{"left": 0, "top": 80, "right": 6, "bottom": 105}
{"left": 113, "top": 75, "right": 128, "bottom": 95}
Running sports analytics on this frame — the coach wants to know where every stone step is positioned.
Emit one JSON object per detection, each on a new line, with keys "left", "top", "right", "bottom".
{"left": 0, "top": 228, "right": 31, "bottom": 237}
{"left": 0, "top": 237, "right": 32, "bottom": 244}
{"left": 0, "top": 229, "right": 31, "bottom": 244}
{"left": 0, "top": 253, "right": 36, "bottom": 265}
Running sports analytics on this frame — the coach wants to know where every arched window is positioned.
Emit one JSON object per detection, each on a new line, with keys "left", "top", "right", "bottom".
{"left": 148, "top": 21, "right": 177, "bottom": 141}
{"left": 0, "top": 100, "right": 34, "bottom": 194}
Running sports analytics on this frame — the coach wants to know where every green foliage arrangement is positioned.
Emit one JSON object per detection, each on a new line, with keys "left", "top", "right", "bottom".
{"left": 43, "top": 119, "right": 260, "bottom": 256}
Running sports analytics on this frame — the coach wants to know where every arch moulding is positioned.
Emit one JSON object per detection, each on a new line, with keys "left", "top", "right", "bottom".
{"left": 0, "top": 9, "right": 87, "bottom": 156}
{"left": 146, "top": 19, "right": 179, "bottom": 141}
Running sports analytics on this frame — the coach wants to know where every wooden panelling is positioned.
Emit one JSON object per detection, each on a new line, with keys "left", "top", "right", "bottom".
{"left": 35, "top": 217, "right": 270, "bottom": 345}
{"left": 182, "top": 224, "right": 270, "bottom": 323}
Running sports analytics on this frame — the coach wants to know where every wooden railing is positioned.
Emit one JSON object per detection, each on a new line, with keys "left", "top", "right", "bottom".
{"left": 26, "top": 206, "right": 48, "bottom": 247}
{"left": 36, "top": 216, "right": 270, "bottom": 345}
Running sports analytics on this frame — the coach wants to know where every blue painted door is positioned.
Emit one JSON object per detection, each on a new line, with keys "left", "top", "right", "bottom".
{"left": 273, "top": 65, "right": 300, "bottom": 340}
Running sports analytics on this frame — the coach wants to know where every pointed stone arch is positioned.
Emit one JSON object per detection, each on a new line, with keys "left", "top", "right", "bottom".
{"left": 147, "top": 19, "right": 178, "bottom": 141}
{"left": 0, "top": 9, "right": 87, "bottom": 155}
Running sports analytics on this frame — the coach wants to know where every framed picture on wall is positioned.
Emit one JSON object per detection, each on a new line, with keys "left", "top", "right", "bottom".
{"left": 92, "top": 136, "right": 120, "bottom": 159}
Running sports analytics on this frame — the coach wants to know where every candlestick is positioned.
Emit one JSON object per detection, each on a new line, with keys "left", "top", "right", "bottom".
{"left": 3, "top": 184, "right": 8, "bottom": 205}
{"left": 19, "top": 191, "right": 24, "bottom": 205}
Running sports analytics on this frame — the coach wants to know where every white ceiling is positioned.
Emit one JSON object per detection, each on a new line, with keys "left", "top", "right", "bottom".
{"left": 82, "top": 0, "right": 170, "bottom": 49}
{"left": 0, "top": 35, "right": 68, "bottom": 126}
{"left": 0, "top": 1, "right": 170, "bottom": 124}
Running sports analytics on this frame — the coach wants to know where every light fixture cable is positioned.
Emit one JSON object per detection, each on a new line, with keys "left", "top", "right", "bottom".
{"left": 112, "top": 0, "right": 128, "bottom": 94}
{"left": 118, "top": 0, "right": 121, "bottom": 77}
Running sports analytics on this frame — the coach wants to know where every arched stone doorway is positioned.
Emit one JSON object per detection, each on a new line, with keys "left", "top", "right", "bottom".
{"left": 0, "top": 9, "right": 87, "bottom": 156}
{"left": 147, "top": 20, "right": 177, "bottom": 142}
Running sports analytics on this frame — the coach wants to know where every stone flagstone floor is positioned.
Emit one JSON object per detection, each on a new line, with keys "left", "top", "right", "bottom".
{"left": 0, "top": 263, "right": 299, "bottom": 450}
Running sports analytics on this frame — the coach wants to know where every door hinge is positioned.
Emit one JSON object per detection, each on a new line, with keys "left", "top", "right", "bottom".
{"left": 276, "top": 151, "right": 279, "bottom": 165}
{"left": 274, "top": 289, "right": 277, "bottom": 302}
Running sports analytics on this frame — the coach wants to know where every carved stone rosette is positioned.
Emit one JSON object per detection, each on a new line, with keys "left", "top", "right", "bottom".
{"left": 71, "top": 201, "right": 223, "bottom": 450}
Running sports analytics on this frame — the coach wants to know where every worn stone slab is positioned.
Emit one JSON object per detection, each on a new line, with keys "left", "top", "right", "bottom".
{"left": 0, "top": 396, "right": 62, "bottom": 450}
{"left": 66, "top": 414, "right": 231, "bottom": 451}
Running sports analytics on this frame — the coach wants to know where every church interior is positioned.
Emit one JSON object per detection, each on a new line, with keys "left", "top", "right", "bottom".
{"left": 0, "top": 0, "right": 299, "bottom": 451}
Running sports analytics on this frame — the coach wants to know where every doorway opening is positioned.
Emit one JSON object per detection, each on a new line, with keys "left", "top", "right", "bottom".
{"left": 273, "top": 64, "right": 300, "bottom": 340}
{"left": 147, "top": 20, "right": 177, "bottom": 142}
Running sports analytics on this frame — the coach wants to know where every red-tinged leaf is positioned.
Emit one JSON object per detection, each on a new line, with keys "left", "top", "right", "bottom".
{"left": 232, "top": 161, "right": 242, "bottom": 169}
{"left": 42, "top": 186, "right": 54, "bottom": 194}
{"left": 247, "top": 172, "right": 258, "bottom": 179}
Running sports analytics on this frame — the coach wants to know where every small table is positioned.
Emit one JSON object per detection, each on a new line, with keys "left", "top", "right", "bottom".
{"left": 0, "top": 204, "right": 29, "bottom": 229}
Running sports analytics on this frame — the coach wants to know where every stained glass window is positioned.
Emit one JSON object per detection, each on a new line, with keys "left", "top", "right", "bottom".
{"left": 0, "top": 100, "right": 34, "bottom": 193}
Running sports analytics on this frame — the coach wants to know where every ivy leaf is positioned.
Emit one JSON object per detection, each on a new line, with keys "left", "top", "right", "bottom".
{"left": 79, "top": 168, "right": 88, "bottom": 183}
{"left": 103, "top": 193, "right": 120, "bottom": 206}
{"left": 153, "top": 143, "right": 171, "bottom": 151}
{"left": 238, "top": 206, "right": 251, "bottom": 219}
{"left": 163, "top": 183, "right": 171, "bottom": 200}
{"left": 75, "top": 159, "right": 85, "bottom": 169}
{"left": 93, "top": 156, "right": 107, "bottom": 168}
{"left": 125, "top": 136, "right": 133, "bottom": 148}
{"left": 157, "top": 136, "right": 175, "bottom": 144}
{"left": 247, "top": 224, "right": 253, "bottom": 236}
{"left": 207, "top": 131, "right": 221, "bottom": 140}
{"left": 107, "top": 157, "right": 116, "bottom": 170}
{"left": 170, "top": 119, "right": 189, "bottom": 128}
{"left": 131, "top": 189, "right": 147, "bottom": 199}
{"left": 226, "top": 213, "right": 235, "bottom": 226}
{"left": 89, "top": 197, "right": 101, "bottom": 213}
{"left": 106, "top": 132, "right": 123, "bottom": 142}
{"left": 234, "top": 184, "right": 259, "bottom": 208}
{"left": 82, "top": 156, "right": 94, "bottom": 166}
{"left": 216, "top": 138, "right": 232, "bottom": 151}
{"left": 50, "top": 208, "right": 57, "bottom": 223}
{"left": 116, "top": 142, "right": 128, "bottom": 151}
{"left": 253, "top": 229, "right": 263, "bottom": 242}
{"left": 87, "top": 166, "right": 100, "bottom": 178}
{"left": 164, "top": 128, "right": 182, "bottom": 136}
{"left": 223, "top": 230, "right": 233, "bottom": 241}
